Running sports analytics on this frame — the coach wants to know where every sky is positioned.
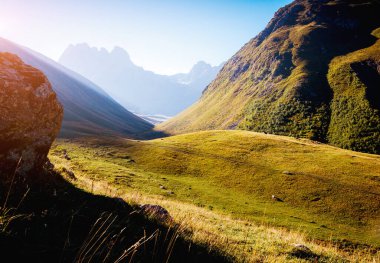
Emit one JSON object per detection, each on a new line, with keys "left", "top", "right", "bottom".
{"left": 0, "top": 0, "right": 291, "bottom": 75}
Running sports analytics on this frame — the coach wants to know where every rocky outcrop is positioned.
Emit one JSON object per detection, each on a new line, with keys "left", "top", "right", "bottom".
{"left": 0, "top": 52, "right": 63, "bottom": 176}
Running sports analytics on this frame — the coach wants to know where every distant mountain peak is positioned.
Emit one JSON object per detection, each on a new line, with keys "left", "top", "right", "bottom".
{"left": 59, "top": 44, "right": 223, "bottom": 116}
{"left": 62, "top": 43, "right": 131, "bottom": 58}
{"left": 189, "top": 61, "right": 225, "bottom": 76}
{"left": 173, "top": 61, "right": 224, "bottom": 86}
{"left": 190, "top": 61, "right": 212, "bottom": 73}
{"left": 193, "top": 60, "right": 210, "bottom": 67}
{"left": 0, "top": 37, "right": 153, "bottom": 138}
{"left": 111, "top": 46, "right": 128, "bottom": 54}
{"left": 110, "top": 46, "right": 131, "bottom": 61}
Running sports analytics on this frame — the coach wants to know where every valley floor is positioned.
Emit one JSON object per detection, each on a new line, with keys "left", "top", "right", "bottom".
{"left": 49, "top": 130, "right": 380, "bottom": 262}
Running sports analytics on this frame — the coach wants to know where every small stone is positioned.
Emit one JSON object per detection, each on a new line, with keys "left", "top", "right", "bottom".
{"left": 140, "top": 204, "right": 173, "bottom": 223}
{"left": 64, "top": 153, "right": 71, "bottom": 160}
{"left": 43, "top": 159, "right": 55, "bottom": 171}
{"left": 271, "top": 195, "right": 283, "bottom": 202}
{"left": 62, "top": 167, "right": 76, "bottom": 180}
{"left": 282, "top": 171, "right": 293, "bottom": 175}
{"left": 290, "top": 244, "right": 318, "bottom": 259}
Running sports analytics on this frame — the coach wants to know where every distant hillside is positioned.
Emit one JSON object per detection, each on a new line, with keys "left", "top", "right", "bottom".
{"left": 0, "top": 38, "right": 153, "bottom": 138}
{"left": 159, "top": 0, "right": 380, "bottom": 154}
{"left": 59, "top": 44, "right": 223, "bottom": 116}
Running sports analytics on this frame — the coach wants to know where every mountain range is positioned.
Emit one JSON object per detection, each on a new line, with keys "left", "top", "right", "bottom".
{"left": 59, "top": 44, "right": 223, "bottom": 116}
{"left": 0, "top": 38, "right": 153, "bottom": 138}
{"left": 159, "top": 0, "right": 380, "bottom": 154}
{"left": 1, "top": 0, "right": 380, "bottom": 261}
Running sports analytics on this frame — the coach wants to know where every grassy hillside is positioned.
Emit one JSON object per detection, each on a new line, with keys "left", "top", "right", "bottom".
{"left": 49, "top": 130, "right": 380, "bottom": 261}
{"left": 158, "top": 0, "right": 380, "bottom": 154}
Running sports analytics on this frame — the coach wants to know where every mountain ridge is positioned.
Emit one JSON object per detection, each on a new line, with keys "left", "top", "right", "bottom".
{"left": 59, "top": 44, "right": 223, "bottom": 116}
{"left": 159, "top": 0, "right": 380, "bottom": 154}
{"left": 0, "top": 37, "right": 154, "bottom": 138}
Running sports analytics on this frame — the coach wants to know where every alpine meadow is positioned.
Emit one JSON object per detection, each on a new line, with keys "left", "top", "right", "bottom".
{"left": 0, "top": 1, "right": 379, "bottom": 262}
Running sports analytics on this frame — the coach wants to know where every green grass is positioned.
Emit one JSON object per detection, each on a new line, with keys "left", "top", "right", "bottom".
{"left": 49, "top": 130, "right": 380, "bottom": 254}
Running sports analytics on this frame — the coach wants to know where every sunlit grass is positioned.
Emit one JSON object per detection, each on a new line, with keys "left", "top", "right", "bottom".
{"left": 49, "top": 130, "right": 380, "bottom": 262}
{"left": 50, "top": 168, "right": 380, "bottom": 262}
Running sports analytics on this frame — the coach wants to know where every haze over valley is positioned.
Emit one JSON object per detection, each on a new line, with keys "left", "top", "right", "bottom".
{"left": 0, "top": 1, "right": 379, "bottom": 262}
{"left": 59, "top": 43, "right": 223, "bottom": 118}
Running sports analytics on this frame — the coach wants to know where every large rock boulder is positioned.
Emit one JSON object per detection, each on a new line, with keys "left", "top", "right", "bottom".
{"left": 0, "top": 52, "right": 63, "bottom": 176}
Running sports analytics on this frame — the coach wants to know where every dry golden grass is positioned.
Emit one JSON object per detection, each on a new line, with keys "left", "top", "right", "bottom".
{"left": 51, "top": 158, "right": 380, "bottom": 263}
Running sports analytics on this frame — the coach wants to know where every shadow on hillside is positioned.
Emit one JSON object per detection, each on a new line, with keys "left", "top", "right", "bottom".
{"left": 140, "top": 129, "right": 170, "bottom": 140}
{"left": 0, "top": 165, "right": 229, "bottom": 263}
{"left": 351, "top": 60, "right": 380, "bottom": 111}
{"left": 59, "top": 126, "right": 169, "bottom": 141}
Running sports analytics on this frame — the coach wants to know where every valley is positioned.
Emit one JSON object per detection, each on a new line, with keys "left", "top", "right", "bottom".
{"left": 1, "top": 0, "right": 379, "bottom": 262}
{"left": 59, "top": 44, "right": 223, "bottom": 117}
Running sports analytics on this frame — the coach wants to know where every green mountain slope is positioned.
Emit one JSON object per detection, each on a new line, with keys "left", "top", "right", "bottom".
{"left": 328, "top": 30, "right": 380, "bottom": 153}
{"left": 158, "top": 0, "right": 380, "bottom": 154}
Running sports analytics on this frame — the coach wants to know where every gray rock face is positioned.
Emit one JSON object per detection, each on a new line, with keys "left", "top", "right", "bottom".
{"left": 0, "top": 52, "right": 63, "bottom": 176}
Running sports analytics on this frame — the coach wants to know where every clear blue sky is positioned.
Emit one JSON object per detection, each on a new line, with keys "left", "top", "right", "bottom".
{"left": 0, "top": 0, "right": 291, "bottom": 74}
